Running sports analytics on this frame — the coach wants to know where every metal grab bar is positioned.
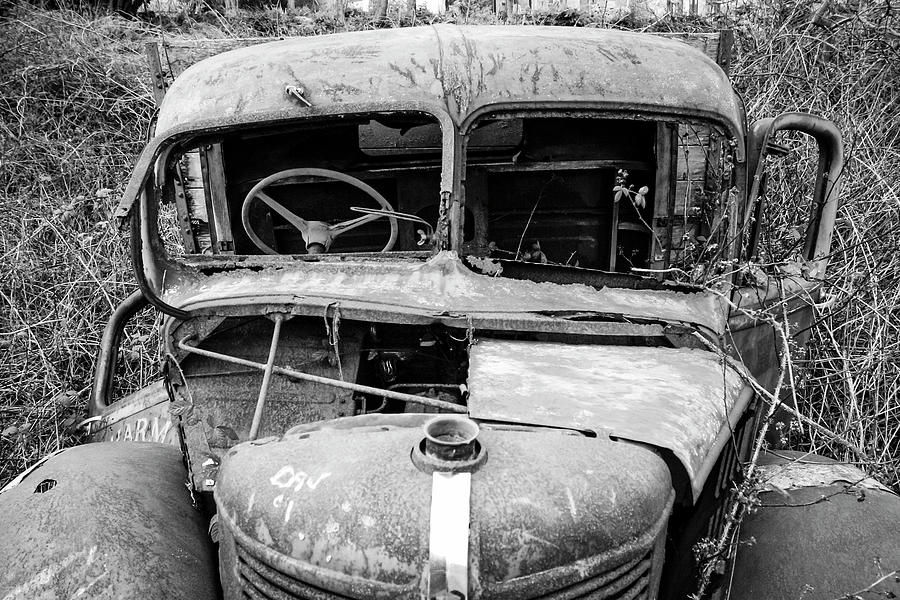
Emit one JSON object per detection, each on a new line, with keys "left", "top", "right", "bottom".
{"left": 89, "top": 289, "right": 149, "bottom": 416}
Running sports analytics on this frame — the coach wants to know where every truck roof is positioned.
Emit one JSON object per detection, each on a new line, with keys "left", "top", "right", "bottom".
{"left": 153, "top": 24, "right": 744, "bottom": 138}
{"left": 118, "top": 25, "right": 744, "bottom": 224}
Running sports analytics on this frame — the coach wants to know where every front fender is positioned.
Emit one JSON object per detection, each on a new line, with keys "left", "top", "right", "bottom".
{"left": 0, "top": 442, "right": 219, "bottom": 600}
{"left": 729, "top": 451, "right": 900, "bottom": 599}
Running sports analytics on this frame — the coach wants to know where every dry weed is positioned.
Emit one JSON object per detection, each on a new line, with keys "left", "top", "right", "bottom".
{"left": 730, "top": 0, "right": 900, "bottom": 490}
{"left": 0, "top": 5, "right": 159, "bottom": 483}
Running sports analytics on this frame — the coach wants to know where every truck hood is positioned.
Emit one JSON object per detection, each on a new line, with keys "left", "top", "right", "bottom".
{"left": 163, "top": 252, "right": 729, "bottom": 335}
{"left": 215, "top": 415, "right": 673, "bottom": 599}
{"left": 467, "top": 339, "right": 752, "bottom": 500}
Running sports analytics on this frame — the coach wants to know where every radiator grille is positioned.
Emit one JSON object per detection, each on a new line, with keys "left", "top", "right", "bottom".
{"left": 236, "top": 540, "right": 656, "bottom": 600}
{"left": 536, "top": 551, "right": 653, "bottom": 600}
{"left": 236, "top": 544, "right": 355, "bottom": 600}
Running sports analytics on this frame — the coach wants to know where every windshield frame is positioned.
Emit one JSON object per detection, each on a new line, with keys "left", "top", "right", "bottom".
{"left": 123, "top": 102, "right": 746, "bottom": 318}
{"left": 453, "top": 105, "right": 747, "bottom": 279}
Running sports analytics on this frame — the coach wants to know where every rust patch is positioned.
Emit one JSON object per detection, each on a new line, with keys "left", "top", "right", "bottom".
{"left": 163, "top": 252, "right": 730, "bottom": 334}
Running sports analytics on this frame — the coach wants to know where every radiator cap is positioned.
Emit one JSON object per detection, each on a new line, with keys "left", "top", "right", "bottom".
{"left": 413, "top": 416, "right": 485, "bottom": 473}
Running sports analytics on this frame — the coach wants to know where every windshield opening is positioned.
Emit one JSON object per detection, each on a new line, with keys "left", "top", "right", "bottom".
{"left": 157, "top": 112, "right": 445, "bottom": 258}
{"left": 460, "top": 114, "right": 738, "bottom": 285}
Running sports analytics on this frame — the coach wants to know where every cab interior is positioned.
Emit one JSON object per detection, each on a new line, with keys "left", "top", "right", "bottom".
{"left": 163, "top": 112, "right": 722, "bottom": 276}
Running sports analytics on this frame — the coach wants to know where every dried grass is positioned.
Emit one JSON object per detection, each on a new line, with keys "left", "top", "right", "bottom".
{"left": 0, "top": 6, "right": 159, "bottom": 482}
{"left": 1, "top": 0, "right": 897, "bottom": 490}
{"left": 728, "top": 0, "right": 900, "bottom": 490}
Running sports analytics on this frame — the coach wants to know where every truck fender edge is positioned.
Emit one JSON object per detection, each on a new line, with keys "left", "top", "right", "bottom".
{"left": 0, "top": 442, "right": 220, "bottom": 600}
{"left": 727, "top": 451, "right": 900, "bottom": 600}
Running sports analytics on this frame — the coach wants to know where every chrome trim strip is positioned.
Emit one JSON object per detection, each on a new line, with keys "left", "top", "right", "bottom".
{"left": 428, "top": 471, "right": 472, "bottom": 600}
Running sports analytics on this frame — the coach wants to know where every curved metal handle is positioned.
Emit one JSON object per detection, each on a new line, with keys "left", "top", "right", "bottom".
{"left": 745, "top": 113, "right": 843, "bottom": 274}
{"left": 89, "top": 289, "right": 149, "bottom": 416}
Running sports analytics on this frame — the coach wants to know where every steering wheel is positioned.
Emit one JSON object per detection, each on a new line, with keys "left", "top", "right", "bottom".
{"left": 241, "top": 168, "right": 398, "bottom": 255}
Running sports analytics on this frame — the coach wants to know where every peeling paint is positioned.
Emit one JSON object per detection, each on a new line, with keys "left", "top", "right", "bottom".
{"left": 467, "top": 339, "right": 749, "bottom": 497}
{"left": 758, "top": 462, "right": 891, "bottom": 493}
{"left": 166, "top": 251, "right": 729, "bottom": 334}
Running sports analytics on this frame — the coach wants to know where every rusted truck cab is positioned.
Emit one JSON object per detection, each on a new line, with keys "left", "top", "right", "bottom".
{"left": 3, "top": 26, "right": 898, "bottom": 600}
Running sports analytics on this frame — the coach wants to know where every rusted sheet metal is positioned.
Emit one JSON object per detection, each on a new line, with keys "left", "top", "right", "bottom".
{"left": 90, "top": 380, "right": 180, "bottom": 446}
{"left": 166, "top": 300, "right": 683, "bottom": 342}
{"left": 731, "top": 486, "right": 900, "bottom": 599}
{"left": 755, "top": 451, "right": 892, "bottom": 493}
{"left": 729, "top": 448, "right": 900, "bottom": 599}
{"left": 116, "top": 25, "right": 744, "bottom": 221}
{"left": 466, "top": 339, "right": 750, "bottom": 499}
{"left": 163, "top": 251, "right": 729, "bottom": 334}
{"left": 757, "top": 461, "right": 891, "bottom": 493}
{"left": 729, "top": 274, "right": 821, "bottom": 331}
{"left": 0, "top": 443, "right": 218, "bottom": 600}
{"left": 154, "top": 26, "right": 743, "bottom": 138}
{"left": 215, "top": 414, "right": 671, "bottom": 598}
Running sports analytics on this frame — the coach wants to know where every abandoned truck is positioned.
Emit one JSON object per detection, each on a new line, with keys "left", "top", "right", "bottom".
{"left": 2, "top": 25, "right": 899, "bottom": 600}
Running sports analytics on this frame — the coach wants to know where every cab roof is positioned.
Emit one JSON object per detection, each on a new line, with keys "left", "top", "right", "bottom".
{"left": 118, "top": 25, "right": 744, "bottom": 222}
{"left": 154, "top": 24, "right": 743, "bottom": 137}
